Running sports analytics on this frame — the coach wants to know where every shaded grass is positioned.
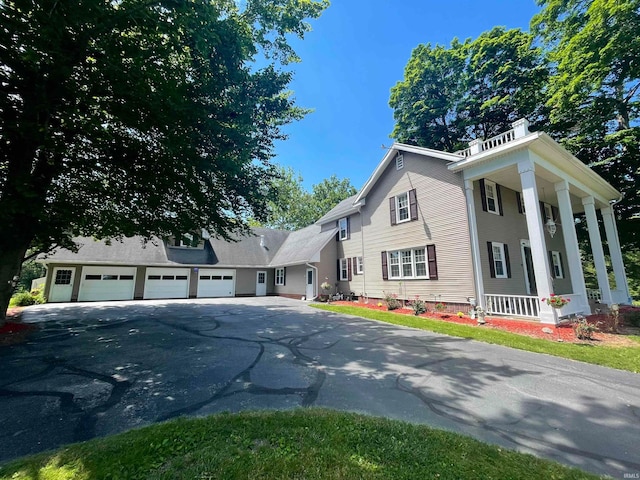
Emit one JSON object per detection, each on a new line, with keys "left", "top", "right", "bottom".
{"left": 312, "top": 304, "right": 640, "bottom": 373}
{"left": 0, "top": 409, "right": 597, "bottom": 479}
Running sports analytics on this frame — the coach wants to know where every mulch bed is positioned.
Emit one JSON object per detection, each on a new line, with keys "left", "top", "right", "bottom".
{"left": 0, "top": 307, "right": 37, "bottom": 346}
{"left": 330, "top": 301, "right": 640, "bottom": 346}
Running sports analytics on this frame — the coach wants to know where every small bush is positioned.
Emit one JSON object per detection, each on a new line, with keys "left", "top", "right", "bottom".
{"left": 384, "top": 292, "right": 402, "bottom": 311}
{"left": 624, "top": 310, "right": 640, "bottom": 328}
{"left": 434, "top": 302, "right": 446, "bottom": 313}
{"left": 409, "top": 297, "right": 426, "bottom": 316}
{"left": 573, "top": 318, "right": 599, "bottom": 340}
{"left": 9, "top": 289, "right": 45, "bottom": 307}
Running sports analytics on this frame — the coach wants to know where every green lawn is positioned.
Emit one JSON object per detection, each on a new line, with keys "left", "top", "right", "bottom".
{"left": 0, "top": 409, "right": 597, "bottom": 480}
{"left": 312, "top": 304, "right": 640, "bottom": 373}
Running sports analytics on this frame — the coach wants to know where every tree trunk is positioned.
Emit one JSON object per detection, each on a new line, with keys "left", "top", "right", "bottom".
{"left": 0, "top": 245, "right": 30, "bottom": 327}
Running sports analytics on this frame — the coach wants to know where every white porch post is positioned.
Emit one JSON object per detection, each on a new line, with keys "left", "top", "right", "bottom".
{"left": 600, "top": 206, "right": 631, "bottom": 304}
{"left": 582, "top": 196, "right": 613, "bottom": 304}
{"left": 555, "top": 181, "right": 590, "bottom": 314}
{"left": 518, "top": 159, "right": 556, "bottom": 324}
{"left": 464, "top": 179, "right": 485, "bottom": 310}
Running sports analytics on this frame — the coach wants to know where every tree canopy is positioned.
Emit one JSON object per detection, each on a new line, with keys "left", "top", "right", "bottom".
{"left": 256, "top": 167, "right": 357, "bottom": 230}
{"left": 389, "top": 27, "right": 548, "bottom": 152}
{"left": 0, "top": 0, "right": 327, "bottom": 321}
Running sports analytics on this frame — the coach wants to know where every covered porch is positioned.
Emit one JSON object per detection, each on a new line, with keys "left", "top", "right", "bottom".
{"left": 451, "top": 119, "right": 631, "bottom": 324}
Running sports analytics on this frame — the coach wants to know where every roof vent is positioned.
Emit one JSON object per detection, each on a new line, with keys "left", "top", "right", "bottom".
{"left": 260, "top": 235, "right": 266, "bottom": 248}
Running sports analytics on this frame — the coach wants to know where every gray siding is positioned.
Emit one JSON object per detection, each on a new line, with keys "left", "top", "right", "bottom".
{"left": 273, "top": 264, "right": 308, "bottom": 296}
{"left": 474, "top": 180, "right": 573, "bottom": 295}
{"left": 356, "top": 152, "right": 475, "bottom": 303}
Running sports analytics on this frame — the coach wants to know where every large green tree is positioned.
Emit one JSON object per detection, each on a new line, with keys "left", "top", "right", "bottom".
{"left": 257, "top": 168, "right": 357, "bottom": 230}
{"left": 532, "top": 0, "right": 640, "bottom": 250}
{"left": 390, "top": 27, "right": 549, "bottom": 151}
{"left": 0, "top": 0, "right": 327, "bottom": 323}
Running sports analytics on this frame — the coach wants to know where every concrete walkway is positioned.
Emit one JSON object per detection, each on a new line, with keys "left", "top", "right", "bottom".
{"left": 1, "top": 297, "right": 638, "bottom": 477}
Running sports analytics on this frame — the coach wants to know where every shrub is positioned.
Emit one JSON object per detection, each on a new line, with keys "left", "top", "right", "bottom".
{"left": 573, "top": 318, "right": 599, "bottom": 340}
{"left": 624, "top": 310, "right": 640, "bottom": 328}
{"left": 409, "top": 297, "right": 426, "bottom": 316}
{"left": 9, "top": 289, "right": 45, "bottom": 307}
{"left": 434, "top": 302, "right": 445, "bottom": 312}
{"left": 384, "top": 292, "right": 402, "bottom": 311}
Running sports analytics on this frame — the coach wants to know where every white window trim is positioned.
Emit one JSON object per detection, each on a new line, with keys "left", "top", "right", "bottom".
{"left": 492, "top": 242, "right": 508, "bottom": 279}
{"left": 356, "top": 256, "right": 364, "bottom": 274}
{"left": 484, "top": 180, "right": 499, "bottom": 215}
{"left": 275, "top": 268, "right": 285, "bottom": 286}
{"left": 395, "top": 192, "right": 410, "bottom": 224}
{"left": 339, "top": 258, "right": 349, "bottom": 281}
{"left": 338, "top": 217, "right": 348, "bottom": 241}
{"left": 543, "top": 202, "right": 553, "bottom": 222}
{"left": 551, "top": 251, "right": 564, "bottom": 279}
{"left": 387, "top": 248, "right": 428, "bottom": 280}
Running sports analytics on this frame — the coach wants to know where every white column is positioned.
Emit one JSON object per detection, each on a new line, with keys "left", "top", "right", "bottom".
{"left": 600, "top": 206, "right": 630, "bottom": 304}
{"left": 518, "top": 159, "right": 556, "bottom": 324}
{"left": 464, "top": 180, "right": 485, "bottom": 310}
{"left": 582, "top": 196, "right": 613, "bottom": 304}
{"left": 555, "top": 181, "right": 590, "bottom": 314}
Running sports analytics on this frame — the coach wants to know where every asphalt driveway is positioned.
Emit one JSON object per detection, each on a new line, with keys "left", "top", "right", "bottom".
{"left": 1, "top": 297, "right": 639, "bottom": 477}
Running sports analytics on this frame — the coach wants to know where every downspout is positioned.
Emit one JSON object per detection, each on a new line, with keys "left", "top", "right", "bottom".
{"left": 359, "top": 205, "right": 365, "bottom": 301}
{"left": 305, "top": 262, "right": 318, "bottom": 299}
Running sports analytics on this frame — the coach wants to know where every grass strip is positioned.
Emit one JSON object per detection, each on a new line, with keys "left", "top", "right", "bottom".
{"left": 0, "top": 409, "right": 597, "bottom": 480}
{"left": 311, "top": 304, "right": 640, "bottom": 373}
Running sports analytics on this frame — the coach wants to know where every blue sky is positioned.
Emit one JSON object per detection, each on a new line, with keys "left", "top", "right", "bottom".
{"left": 273, "top": 0, "right": 541, "bottom": 191}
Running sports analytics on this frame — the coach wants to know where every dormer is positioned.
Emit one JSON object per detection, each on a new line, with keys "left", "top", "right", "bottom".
{"left": 167, "top": 232, "right": 206, "bottom": 249}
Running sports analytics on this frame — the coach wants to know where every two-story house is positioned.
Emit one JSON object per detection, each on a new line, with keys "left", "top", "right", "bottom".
{"left": 40, "top": 119, "right": 630, "bottom": 324}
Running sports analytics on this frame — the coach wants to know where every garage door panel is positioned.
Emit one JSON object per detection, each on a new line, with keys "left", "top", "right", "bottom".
{"left": 78, "top": 266, "right": 136, "bottom": 302}
{"left": 197, "top": 269, "right": 235, "bottom": 298}
{"left": 144, "top": 268, "right": 190, "bottom": 299}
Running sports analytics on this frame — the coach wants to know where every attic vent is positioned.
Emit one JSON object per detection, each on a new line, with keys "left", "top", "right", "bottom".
{"left": 396, "top": 154, "right": 404, "bottom": 170}
{"left": 260, "top": 235, "right": 266, "bottom": 248}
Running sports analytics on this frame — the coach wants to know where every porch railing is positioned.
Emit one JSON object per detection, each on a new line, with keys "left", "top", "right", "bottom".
{"left": 586, "top": 288, "right": 602, "bottom": 303}
{"left": 481, "top": 128, "right": 516, "bottom": 152}
{"left": 485, "top": 294, "right": 540, "bottom": 319}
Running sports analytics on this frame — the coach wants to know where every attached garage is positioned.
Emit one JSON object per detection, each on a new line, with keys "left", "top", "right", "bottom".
{"left": 78, "top": 266, "right": 136, "bottom": 302}
{"left": 197, "top": 269, "right": 235, "bottom": 298}
{"left": 143, "top": 267, "right": 190, "bottom": 299}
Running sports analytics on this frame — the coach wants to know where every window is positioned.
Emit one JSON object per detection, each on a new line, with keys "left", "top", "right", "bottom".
{"left": 223, "top": 275, "right": 233, "bottom": 280}
{"left": 551, "top": 251, "right": 564, "bottom": 278}
{"left": 102, "top": 275, "right": 118, "bottom": 280}
{"left": 162, "top": 275, "right": 175, "bottom": 280}
{"left": 389, "top": 189, "right": 417, "bottom": 225}
{"left": 396, "top": 192, "right": 409, "bottom": 222}
{"left": 338, "top": 217, "right": 349, "bottom": 240}
{"left": 516, "top": 192, "right": 526, "bottom": 214}
{"left": 356, "top": 256, "right": 364, "bottom": 274}
{"left": 339, "top": 258, "right": 349, "bottom": 281}
{"left": 543, "top": 202, "right": 553, "bottom": 222}
{"left": 120, "top": 275, "right": 134, "bottom": 280}
{"left": 387, "top": 248, "right": 428, "bottom": 279}
{"left": 85, "top": 274, "right": 102, "bottom": 280}
{"left": 275, "top": 267, "right": 285, "bottom": 286}
{"left": 148, "top": 275, "right": 161, "bottom": 280}
{"left": 395, "top": 154, "right": 404, "bottom": 170}
{"left": 488, "top": 242, "right": 509, "bottom": 279}
{"left": 200, "top": 275, "right": 211, "bottom": 280}
{"left": 484, "top": 180, "right": 499, "bottom": 214}
{"left": 54, "top": 269, "right": 72, "bottom": 285}
{"left": 176, "top": 275, "right": 188, "bottom": 280}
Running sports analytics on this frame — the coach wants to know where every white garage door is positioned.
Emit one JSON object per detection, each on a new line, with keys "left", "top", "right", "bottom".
{"left": 197, "top": 269, "right": 235, "bottom": 298}
{"left": 144, "top": 267, "right": 190, "bottom": 299}
{"left": 78, "top": 266, "right": 136, "bottom": 302}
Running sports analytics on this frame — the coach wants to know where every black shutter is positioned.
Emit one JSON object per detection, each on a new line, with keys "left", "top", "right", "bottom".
{"left": 389, "top": 197, "right": 397, "bottom": 225}
{"left": 409, "top": 188, "right": 418, "bottom": 221}
{"left": 337, "top": 259, "right": 341, "bottom": 281}
{"left": 381, "top": 251, "right": 388, "bottom": 280}
{"left": 496, "top": 184, "right": 503, "bottom": 216}
{"left": 348, "top": 259, "right": 352, "bottom": 281}
{"left": 516, "top": 192, "right": 523, "bottom": 214}
{"left": 352, "top": 257, "right": 357, "bottom": 275}
{"left": 540, "top": 201, "right": 547, "bottom": 221}
{"left": 504, "top": 244, "right": 511, "bottom": 278}
{"left": 427, "top": 245, "right": 438, "bottom": 280}
{"left": 559, "top": 252, "right": 565, "bottom": 278}
{"left": 551, "top": 206, "right": 559, "bottom": 222}
{"left": 283, "top": 267, "right": 286, "bottom": 286}
{"left": 548, "top": 251, "right": 555, "bottom": 278}
{"left": 487, "top": 242, "right": 496, "bottom": 278}
{"left": 479, "top": 179, "right": 487, "bottom": 212}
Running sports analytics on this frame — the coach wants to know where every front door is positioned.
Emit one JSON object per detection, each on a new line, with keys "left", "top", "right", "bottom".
{"left": 49, "top": 267, "right": 76, "bottom": 302}
{"left": 305, "top": 268, "right": 314, "bottom": 300}
{"left": 521, "top": 240, "right": 537, "bottom": 295}
{"left": 256, "top": 271, "right": 267, "bottom": 296}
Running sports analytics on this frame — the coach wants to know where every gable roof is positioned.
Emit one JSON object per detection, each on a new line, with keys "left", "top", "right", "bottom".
{"left": 269, "top": 224, "right": 336, "bottom": 267}
{"left": 315, "top": 194, "right": 360, "bottom": 225}
{"left": 354, "top": 143, "right": 460, "bottom": 204}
